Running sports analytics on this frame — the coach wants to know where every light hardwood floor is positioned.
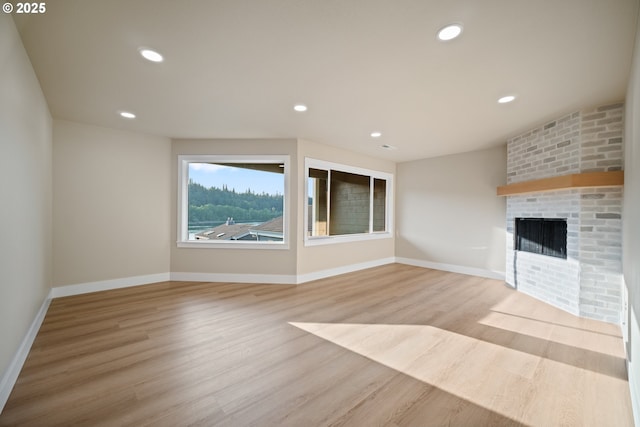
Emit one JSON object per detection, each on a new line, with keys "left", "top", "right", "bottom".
{"left": 0, "top": 264, "right": 633, "bottom": 426}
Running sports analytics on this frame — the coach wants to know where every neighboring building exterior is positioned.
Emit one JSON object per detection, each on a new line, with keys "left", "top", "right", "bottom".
{"left": 195, "top": 216, "right": 283, "bottom": 241}
{"left": 249, "top": 216, "right": 284, "bottom": 241}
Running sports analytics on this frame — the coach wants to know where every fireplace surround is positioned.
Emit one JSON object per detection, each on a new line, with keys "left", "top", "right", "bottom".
{"left": 504, "top": 103, "right": 624, "bottom": 323}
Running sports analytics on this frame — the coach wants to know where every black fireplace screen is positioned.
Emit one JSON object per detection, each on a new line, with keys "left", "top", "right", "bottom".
{"left": 515, "top": 218, "right": 567, "bottom": 259}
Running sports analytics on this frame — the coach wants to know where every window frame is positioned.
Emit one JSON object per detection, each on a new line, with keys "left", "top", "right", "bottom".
{"left": 304, "top": 157, "right": 394, "bottom": 247}
{"left": 177, "top": 154, "right": 290, "bottom": 249}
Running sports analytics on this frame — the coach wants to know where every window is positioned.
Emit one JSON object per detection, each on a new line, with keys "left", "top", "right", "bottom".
{"left": 177, "top": 155, "right": 289, "bottom": 248}
{"left": 305, "top": 158, "right": 393, "bottom": 245}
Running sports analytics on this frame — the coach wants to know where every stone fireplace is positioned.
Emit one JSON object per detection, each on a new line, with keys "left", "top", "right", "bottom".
{"left": 503, "top": 103, "right": 624, "bottom": 323}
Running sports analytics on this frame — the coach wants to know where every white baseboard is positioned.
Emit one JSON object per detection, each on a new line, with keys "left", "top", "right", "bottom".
{"left": 626, "top": 309, "right": 640, "bottom": 427}
{"left": 48, "top": 261, "right": 397, "bottom": 298}
{"left": 296, "top": 257, "right": 396, "bottom": 284}
{"left": 171, "top": 258, "right": 396, "bottom": 285}
{"left": 50, "top": 259, "right": 500, "bottom": 297}
{"left": 627, "top": 358, "right": 640, "bottom": 427}
{"left": 395, "top": 257, "right": 506, "bottom": 281}
{"left": 51, "top": 273, "right": 171, "bottom": 298}
{"left": 170, "top": 272, "right": 297, "bottom": 285}
{"left": 0, "top": 289, "right": 52, "bottom": 413}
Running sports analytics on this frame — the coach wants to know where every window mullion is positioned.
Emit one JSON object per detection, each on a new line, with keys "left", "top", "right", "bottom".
{"left": 384, "top": 179, "right": 389, "bottom": 232}
{"left": 369, "top": 176, "right": 374, "bottom": 233}
{"left": 310, "top": 178, "right": 317, "bottom": 236}
{"left": 326, "top": 169, "right": 331, "bottom": 236}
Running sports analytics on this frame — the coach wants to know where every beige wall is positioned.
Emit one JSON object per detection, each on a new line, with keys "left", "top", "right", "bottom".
{"left": 624, "top": 11, "right": 640, "bottom": 423}
{"left": 53, "top": 120, "right": 171, "bottom": 286}
{"left": 395, "top": 146, "right": 507, "bottom": 275}
{"left": 170, "top": 139, "right": 298, "bottom": 276}
{"left": 0, "top": 14, "right": 52, "bottom": 386}
{"left": 296, "top": 139, "right": 396, "bottom": 275}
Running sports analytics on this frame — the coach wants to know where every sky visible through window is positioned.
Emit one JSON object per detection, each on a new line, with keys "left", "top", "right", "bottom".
{"left": 189, "top": 163, "right": 283, "bottom": 194}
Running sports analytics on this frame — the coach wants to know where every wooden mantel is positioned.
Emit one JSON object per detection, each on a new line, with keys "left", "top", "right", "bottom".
{"left": 497, "top": 171, "right": 624, "bottom": 196}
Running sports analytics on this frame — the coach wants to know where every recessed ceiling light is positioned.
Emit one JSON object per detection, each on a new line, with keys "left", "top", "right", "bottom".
{"left": 293, "top": 104, "right": 308, "bottom": 112}
{"left": 119, "top": 111, "right": 136, "bottom": 119}
{"left": 370, "top": 131, "right": 382, "bottom": 138}
{"left": 381, "top": 144, "right": 397, "bottom": 150}
{"left": 498, "top": 95, "right": 516, "bottom": 104}
{"left": 139, "top": 48, "right": 164, "bottom": 63}
{"left": 437, "top": 24, "right": 463, "bottom": 41}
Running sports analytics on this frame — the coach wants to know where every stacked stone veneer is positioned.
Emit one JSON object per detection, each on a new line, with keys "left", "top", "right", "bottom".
{"left": 505, "top": 103, "right": 623, "bottom": 323}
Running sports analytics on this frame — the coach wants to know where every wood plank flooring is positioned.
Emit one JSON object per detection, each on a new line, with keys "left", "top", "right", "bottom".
{"left": 0, "top": 264, "right": 633, "bottom": 426}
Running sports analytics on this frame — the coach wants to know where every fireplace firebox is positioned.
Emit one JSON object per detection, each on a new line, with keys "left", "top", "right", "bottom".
{"left": 515, "top": 218, "right": 567, "bottom": 259}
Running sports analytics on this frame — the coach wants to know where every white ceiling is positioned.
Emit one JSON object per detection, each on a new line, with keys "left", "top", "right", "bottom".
{"left": 14, "top": 0, "right": 639, "bottom": 162}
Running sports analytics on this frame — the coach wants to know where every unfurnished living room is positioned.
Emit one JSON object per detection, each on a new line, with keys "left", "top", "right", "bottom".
{"left": 2, "top": 1, "right": 640, "bottom": 426}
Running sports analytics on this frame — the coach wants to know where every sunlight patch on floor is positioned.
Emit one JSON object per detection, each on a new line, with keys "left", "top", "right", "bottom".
{"left": 478, "top": 310, "right": 625, "bottom": 358}
{"left": 288, "top": 321, "right": 628, "bottom": 425}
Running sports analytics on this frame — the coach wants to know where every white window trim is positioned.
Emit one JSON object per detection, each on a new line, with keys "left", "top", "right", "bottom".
{"left": 304, "top": 157, "right": 394, "bottom": 247}
{"left": 177, "top": 154, "right": 290, "bottom": 250}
